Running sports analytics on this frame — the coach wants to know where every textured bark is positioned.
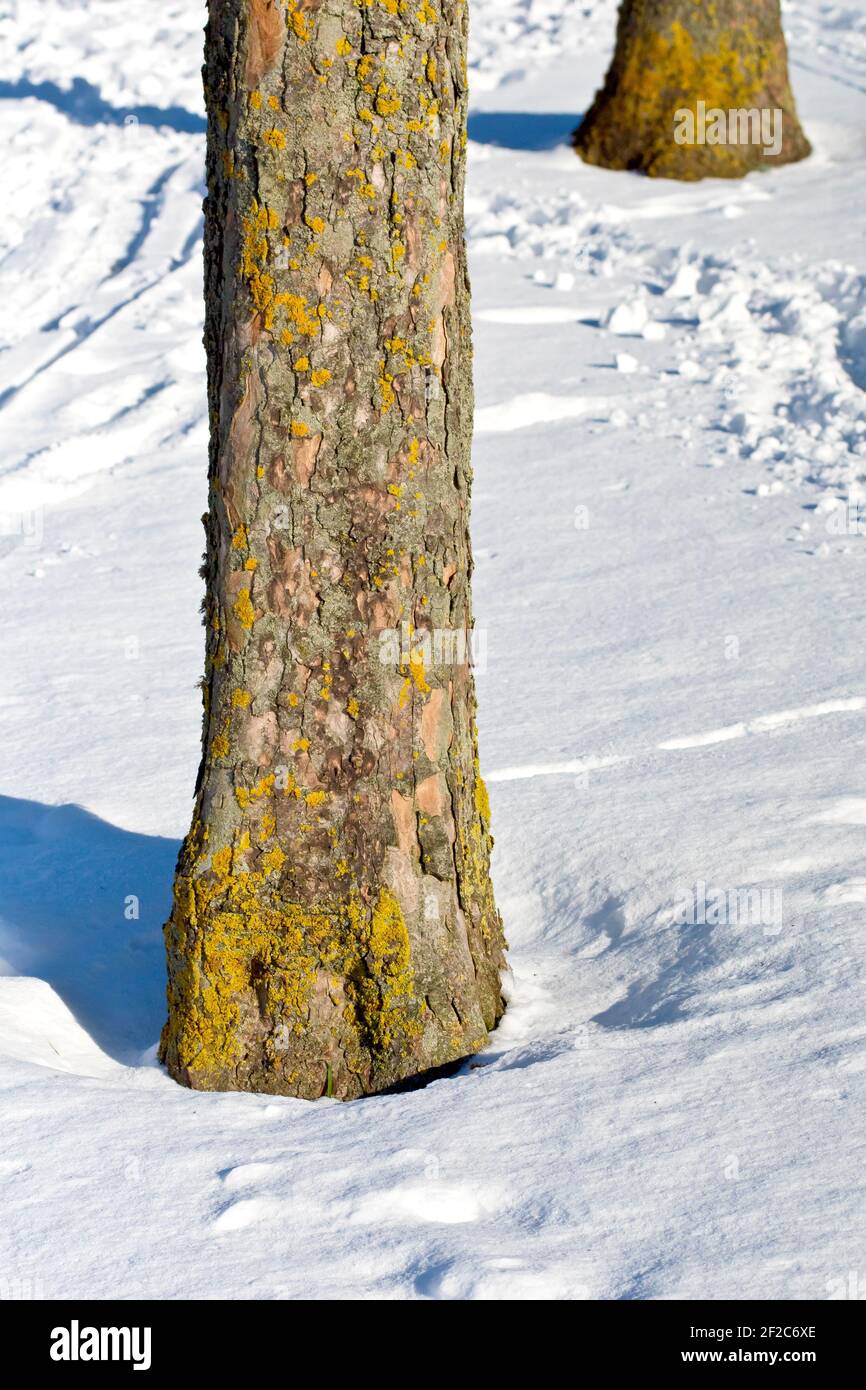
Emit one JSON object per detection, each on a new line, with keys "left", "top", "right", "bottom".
{"left": 575, "top": 0, "right": 810, "bottom": 179}
{"left": 159, "top": 0, "right": 507, "bottom": 1100}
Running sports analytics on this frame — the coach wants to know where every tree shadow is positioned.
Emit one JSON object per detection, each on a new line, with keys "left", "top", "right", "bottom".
{"left": 0, "top": 796, "right": 178, "bottom": 1063}
{"left": 468, "top": 111, "right": 583, "bottom": 151}
{"left": 0, "top": 76, "right": 206, "bottom": 134}
{"left": 591, "top": 920, "right": 718, "bottom": 1031}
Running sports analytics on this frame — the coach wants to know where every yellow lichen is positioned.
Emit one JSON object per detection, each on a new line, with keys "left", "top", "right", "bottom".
{"left": 235, "top": 774, "right": 276, "bottom": 810}
{"left": 286, "top": 3, "right": 311, "bottom": 41}
{"left": 575, "top": 16, "right": 803, "bottom": 180}
{"left": 474, "top": 772, "right": 491, "bottom": 825}
{"left": 375, "top": 82, "right": 401, "bottom": 116}
{"left": 211, "top": 846, "right": 232, "bottom": 877}
{"left": 261, "top": 846, "right": 287, "bottom": 874}
{"left": 233, "top": 588, "right": 255, "bottom": 631}
{"left": 164, "top": 875, "right": 425, "bottom": 1087}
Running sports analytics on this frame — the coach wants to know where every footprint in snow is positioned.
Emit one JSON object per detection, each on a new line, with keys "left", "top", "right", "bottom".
{"left": 218, "top": 1161, "right": 280, "bottom": 1191}
{"left": 821, "top": 879, "right": 866, "bottom": 904}
{"left": 0, "top": 1160, "right": 30, "bottom": 1179}
{"left": 416, "top": 1256, "right": 592, "bottom": 1300}
{"left": 350, "top": 1182, "right": 494, "bottom": 1226}
{"left": 211, "top": 1197, "right": 276, "bottom": 1233}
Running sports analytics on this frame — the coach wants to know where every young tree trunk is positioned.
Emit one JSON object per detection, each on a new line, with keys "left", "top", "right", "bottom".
{"left": 160, "top": 0, "right": 507, "bottom": 1101}
{"left": 575, "top": 0, "right": 810, "bottom": 179}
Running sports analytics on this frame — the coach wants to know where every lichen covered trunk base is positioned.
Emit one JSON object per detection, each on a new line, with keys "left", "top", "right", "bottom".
{"left": 575, "top": 0, "right": 810, "bottom": 180}
{"left": 159, "top": 0, "right": 507, "bottom": 1101}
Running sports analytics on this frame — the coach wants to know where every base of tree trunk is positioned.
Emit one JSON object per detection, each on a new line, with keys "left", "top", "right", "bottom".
{"left": 160, "top": 858, "right": 506, "bottom": 1101}
{"left": 574, "top": 1, "right": 811, "bottom": 181}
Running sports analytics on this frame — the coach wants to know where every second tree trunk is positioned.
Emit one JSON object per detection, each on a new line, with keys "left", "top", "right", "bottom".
{"left": 575, "top": 0, "right": 810, "bottom": 179}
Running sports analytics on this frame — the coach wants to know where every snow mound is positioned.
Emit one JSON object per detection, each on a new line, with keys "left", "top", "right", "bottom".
{"left": 0, "top": 975, "right": 118, "bottom": 1077}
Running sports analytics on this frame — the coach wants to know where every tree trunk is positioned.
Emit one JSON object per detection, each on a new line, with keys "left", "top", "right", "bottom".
{"left": 159, "top": 0, "right": 507, "bottom": 1101}
{"left": 575, "top": 0, "right": 810, "bottom": 179}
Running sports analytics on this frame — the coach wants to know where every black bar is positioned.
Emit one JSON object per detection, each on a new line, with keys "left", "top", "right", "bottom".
{"left": 0, "top": 1298, "right": 859, "bottom": 1373}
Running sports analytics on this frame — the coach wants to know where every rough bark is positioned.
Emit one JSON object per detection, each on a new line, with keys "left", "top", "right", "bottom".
{"left": 160, "top": 0, "right": 507, "bottom": 1100}
{"left": 575, "top": 0, "right": 810, "bottom": 179}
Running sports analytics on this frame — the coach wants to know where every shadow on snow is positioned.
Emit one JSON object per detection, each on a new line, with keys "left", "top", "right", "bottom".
{"left": 0, "top": 795, "right": 177, "bottom": 1063}
{"left": 0, "top": 75, "right": 206, "bottom": 134}
{"left": 468, "top": 110, "right": 582, "bottom": 151}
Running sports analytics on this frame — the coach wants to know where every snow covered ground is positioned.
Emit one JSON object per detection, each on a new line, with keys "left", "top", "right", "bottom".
{"left": 2, "top": 0, "right": 866, "bottom": 1300}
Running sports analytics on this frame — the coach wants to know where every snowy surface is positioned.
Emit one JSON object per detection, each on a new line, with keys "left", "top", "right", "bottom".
{"left": 2, "top": 0, "right": 866, "bottom": 1300}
